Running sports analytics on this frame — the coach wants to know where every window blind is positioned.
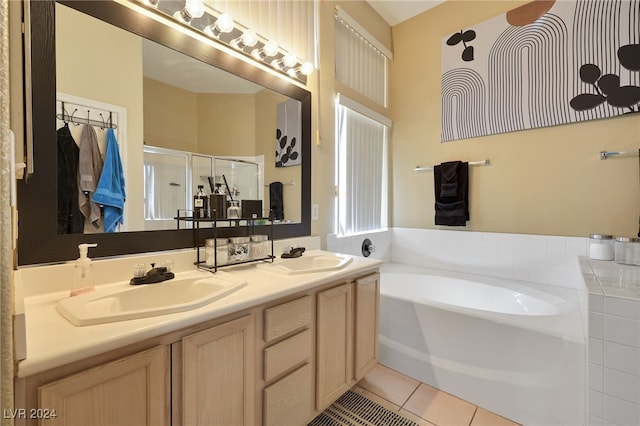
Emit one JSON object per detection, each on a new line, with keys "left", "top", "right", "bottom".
{"left": 336, "top": 95, "right": 389, "bottom": 236}
{"left": 334, "top": 7, "right": 389, "bottom": 107}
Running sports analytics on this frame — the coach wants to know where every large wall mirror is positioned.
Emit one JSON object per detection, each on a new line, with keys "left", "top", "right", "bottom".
{"left": 18, "top": 0, "right": 311, "bottom": 265}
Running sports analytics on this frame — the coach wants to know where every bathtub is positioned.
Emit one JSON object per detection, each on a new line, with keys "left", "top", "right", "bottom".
{"left": 379, "top": 263, "right": 586, "bottom": 426}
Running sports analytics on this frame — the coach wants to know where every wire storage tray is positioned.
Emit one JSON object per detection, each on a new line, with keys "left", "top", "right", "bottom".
{"left": 175, "top": 209, "right": 275, "bottom": 272}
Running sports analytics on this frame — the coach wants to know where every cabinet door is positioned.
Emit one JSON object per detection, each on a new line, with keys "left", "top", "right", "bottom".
{"left": 182, "top": 315, "right": 255, "bottom": 426}
{"left": 38, "top": 345, "right": 170, "bottom": 426}
{"left": 316, "top": 283, "right": 352, "bottom": 410}
{"left": 354, "top": 273, "right": 380, "bottom": 381}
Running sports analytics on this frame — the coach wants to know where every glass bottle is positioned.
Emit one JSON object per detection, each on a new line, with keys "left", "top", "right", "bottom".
{"left": 194, "top": 185, "right": 209, "bottom": 218}
{"left": 227, "top": 200, "right": 241, "bottom": 219}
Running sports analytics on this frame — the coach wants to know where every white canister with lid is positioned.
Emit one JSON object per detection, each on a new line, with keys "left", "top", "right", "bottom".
{"left": 589, "top": 234, "right": 614, "bottom": 260}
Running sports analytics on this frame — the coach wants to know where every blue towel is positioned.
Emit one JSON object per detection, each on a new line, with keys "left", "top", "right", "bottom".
{"left": 92, "top": 128, "right": 126, "bottom": 232}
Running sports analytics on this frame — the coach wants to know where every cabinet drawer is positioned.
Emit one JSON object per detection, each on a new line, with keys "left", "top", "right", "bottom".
{"left": 264, "top": 329, "right": 311, "bottom": 382}
{"left": 263, "top": 363, "right": 312, "bottom": 426}
{"left": 264, "top": 296, "right": 311, "bottom": 343}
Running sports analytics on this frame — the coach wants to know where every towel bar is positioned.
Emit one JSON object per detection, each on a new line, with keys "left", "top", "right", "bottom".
{"left": 599, "top": 150, "right": 640, "bottom": 160}
{"left": 414, "top": 159, "right": 490, "bottom": 172}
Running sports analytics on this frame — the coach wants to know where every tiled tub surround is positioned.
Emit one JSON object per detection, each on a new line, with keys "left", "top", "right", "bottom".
{"left": 583, "top": 258, "right": 640, "bottom": 426}
{"left": 327, "top": 230, "right": 392, "bottom": 262}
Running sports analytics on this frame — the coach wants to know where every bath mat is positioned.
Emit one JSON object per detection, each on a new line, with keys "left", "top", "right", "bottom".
{"left": 308, "top": 390, "right": 420, "bottom": 426}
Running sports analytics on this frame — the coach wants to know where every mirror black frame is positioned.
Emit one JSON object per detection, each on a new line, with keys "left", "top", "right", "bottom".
{"left": 18, "top": 0, "right": 311, "bottom": 265}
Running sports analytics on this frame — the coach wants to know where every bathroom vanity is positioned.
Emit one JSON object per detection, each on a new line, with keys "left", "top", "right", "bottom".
{"left": 14, "top": 253, "right": 380, "bottom": 426}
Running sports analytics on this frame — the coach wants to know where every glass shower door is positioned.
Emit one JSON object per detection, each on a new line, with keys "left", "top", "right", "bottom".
{"left": 143, "top": 147, "right": 189, "bottom": 230}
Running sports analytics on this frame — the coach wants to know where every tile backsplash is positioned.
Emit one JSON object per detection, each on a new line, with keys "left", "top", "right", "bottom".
{"left": 326, "top": 230, "right": 391, "bottom": 262}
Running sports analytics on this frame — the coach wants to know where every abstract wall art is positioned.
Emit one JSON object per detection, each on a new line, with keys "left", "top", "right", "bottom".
{"left": 441, "top": 0, "right": 640, "bottom": 142}
{"left": 275, "top": 98, "right": 301, "bottom": 167}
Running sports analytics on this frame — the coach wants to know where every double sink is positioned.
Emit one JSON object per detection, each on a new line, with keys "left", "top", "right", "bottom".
{"left": 57, "top": 253, "right": 352, "bottom": 326}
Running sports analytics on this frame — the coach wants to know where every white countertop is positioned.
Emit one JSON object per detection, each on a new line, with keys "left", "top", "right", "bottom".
{"left": 18, "top": 250, "right": 381, "bottom": 377}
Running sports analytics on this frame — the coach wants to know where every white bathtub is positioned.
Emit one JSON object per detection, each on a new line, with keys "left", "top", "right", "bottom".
{"left": 379, "top": 263, "right": 586, "bottom": 426}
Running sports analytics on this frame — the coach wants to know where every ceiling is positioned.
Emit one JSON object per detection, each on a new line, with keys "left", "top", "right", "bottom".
{"left": 365, "top": 0, "right": 445, "bottom": 26}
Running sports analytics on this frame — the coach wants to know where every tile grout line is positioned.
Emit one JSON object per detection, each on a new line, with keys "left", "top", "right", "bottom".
{"left": 398, "top": 382, "right": 422, "bottom": 416}
{"left": 468, "top": 406, "right": 479, "bottom": 426}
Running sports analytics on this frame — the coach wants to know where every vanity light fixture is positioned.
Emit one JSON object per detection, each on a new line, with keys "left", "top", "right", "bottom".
{"left": 173, "top": 0, "right": 204, "bottom": 24}
{"left": 230, "top": 29, "right": 258, "bottom": 50}
{"left": 251, "top": 40, "right": 279, "bottom": 61}
{"left": 204, "top": 13, "right": 234, "bottom": 38}
{"left": 131, "top": 0, "right": 312, "bottom": 83}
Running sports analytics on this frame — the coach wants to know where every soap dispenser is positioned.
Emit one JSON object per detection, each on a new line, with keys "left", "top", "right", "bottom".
{"left": 71, "top": 243, "right": 98, "bottom": 297}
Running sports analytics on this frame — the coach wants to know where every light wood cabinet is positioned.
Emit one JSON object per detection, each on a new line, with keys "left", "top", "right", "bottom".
{"left": 38, "top": 345, "right": 170, "bottom": 426}
{"left": 354, "top": 273, "right": 380, "bottom": 381}
{"left": 316, "top": 273, "right": 380, "bottom": 411}
{"left": 23, "top": 269, "right": 380, "bottom": 426}
{"left": 316, "top": 283, "right": 353, "bottom": 410}
{"left": 181, "top": 314, "right": 255, "bottom": 426}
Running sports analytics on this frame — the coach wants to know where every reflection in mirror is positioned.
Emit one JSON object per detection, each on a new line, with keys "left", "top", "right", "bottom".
{"left": 55, "top": 3, "right": 302, "bottom": 234}
{"left": 18, "top": 0, "right": 311, "bottom": 265}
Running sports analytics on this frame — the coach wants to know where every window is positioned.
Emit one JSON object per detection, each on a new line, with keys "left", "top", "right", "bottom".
{"left": 334, "top": 7, "right": 391, "bottom": 237}
{"left": 336, "top": 95, "right": 390, "bottom": 236}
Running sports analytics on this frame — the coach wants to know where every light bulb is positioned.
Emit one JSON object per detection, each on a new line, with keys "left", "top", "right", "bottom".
{"left": 173, "top": 0, "right": 204, "bottom": 23}
{"left": 283, "top": 52, "right": 298, "bottom": 68}
{"left": 216, "top": 13, "right": 234, "bottom": 33}
{"left": 300, "top": 61, "right": 314, "bottom": 76}
{"left": 263, "top": 40, "right": 279, "bottom": 57}
{"left": 231, "top": 29, "right": 258, "bottom": 50}
{"left": 204, "top": 13, "right": 234, "bottom": 38}
{"left": 251, "top": 40, "right": 279, "bottom": 60}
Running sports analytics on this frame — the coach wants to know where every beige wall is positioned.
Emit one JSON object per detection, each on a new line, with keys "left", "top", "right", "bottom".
{"left": 143, "top": 78, "right": 198, "bottom": 152}
{"left": 389, "top": 0, "right": 640, "bottom": 238}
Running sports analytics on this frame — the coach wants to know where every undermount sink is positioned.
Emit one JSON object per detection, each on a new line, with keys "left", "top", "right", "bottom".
{"left": 56, "top": 275, "right": 247, "bottom": 326}
{"left": 259, "top": 253, "right": 353, "bottom": 275}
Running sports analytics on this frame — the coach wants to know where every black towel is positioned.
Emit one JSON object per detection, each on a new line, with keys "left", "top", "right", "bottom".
{"left": 269, "top": 181, "right": 284, "bottom": 220}
{"left": 433, "top": 161, "right": 469, "bottom": 226}
{"left": 57, "top": 124, "right": 84, "bottom": 234}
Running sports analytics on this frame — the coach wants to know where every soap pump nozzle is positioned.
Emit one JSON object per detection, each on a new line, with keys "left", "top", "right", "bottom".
{"left": 71, "top": 243, "right": 98, "bottom": 297}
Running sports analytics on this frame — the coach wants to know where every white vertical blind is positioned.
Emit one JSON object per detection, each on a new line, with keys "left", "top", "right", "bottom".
{"left": 334, "top": 9, "right": 388, "bottom": 107}
{"left": 204, "top": 0, "right": 316, "bottom": 66}
{"left": 336, "top": 99, "right": 388, "bottom": 236}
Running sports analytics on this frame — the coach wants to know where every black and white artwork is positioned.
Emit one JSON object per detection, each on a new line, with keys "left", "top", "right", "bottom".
{"left": 275, "top": 99, "right": 301, "bottom": 167}
{"left": 441, "top": 0, "right": 640, "bottom": 142}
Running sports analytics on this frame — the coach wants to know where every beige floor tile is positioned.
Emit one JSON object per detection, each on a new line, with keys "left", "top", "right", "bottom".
{"left": 402, "top": 383, "right": 477, "bottom": 426}
{"left": 398, "top": 409, "right": 438, "bottom": 426}
{"left": 358, "top": 364, "right": 420, "bottom": 407}
{"left": 470, "top": 408, "right": 521, "bottom": 426}
{"left": 351, "top": 385, "right": 401, "bottom": 413}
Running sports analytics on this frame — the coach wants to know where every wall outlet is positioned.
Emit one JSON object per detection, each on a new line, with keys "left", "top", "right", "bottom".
{"left": 312, "top": 204, "right": 319, "bottom": 220}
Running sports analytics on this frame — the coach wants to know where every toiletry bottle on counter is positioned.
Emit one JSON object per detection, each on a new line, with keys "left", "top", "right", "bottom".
{"left": 194, "top": 185, "right": 209, "bottom": 218}
{"left": 70, "top": 243, "right": 97, "bottom": 297}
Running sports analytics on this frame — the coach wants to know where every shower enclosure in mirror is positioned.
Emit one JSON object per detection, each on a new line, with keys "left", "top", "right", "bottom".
{"left": 18, "top": 0, "right": 311, "bottom": 265}
{"left": 143, "top": 147, "right": 266, "bottom": 230}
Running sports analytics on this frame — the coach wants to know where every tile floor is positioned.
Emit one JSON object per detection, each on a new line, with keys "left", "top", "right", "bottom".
{"left": 355, "top": 363, "right": 520, "bottom": 426}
